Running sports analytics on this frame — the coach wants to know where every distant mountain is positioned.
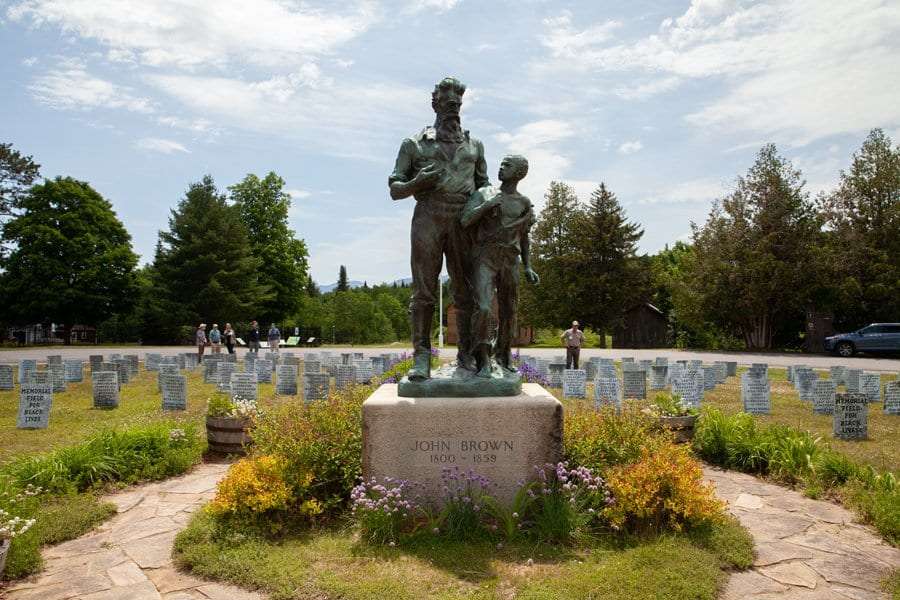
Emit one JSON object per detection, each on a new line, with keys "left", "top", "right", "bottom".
{"left": 319, "top": 280, "right": 366, "bottom": 293}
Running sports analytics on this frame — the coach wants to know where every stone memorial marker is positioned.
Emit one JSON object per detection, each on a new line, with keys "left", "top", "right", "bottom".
{"left": 621, "top": 357, "right": 635, "bottom": 364}
{"left": 47, "top": 355, "right": 62, "bottom": 366}
{"left": 125, "top": 355, "right": 139, "bottom": 375}
{"left": 17, "top": 384, "right": 52, "bottom": 429}
{"left": 536, "top": 359, "right": 550, "bottom": 379}
{"left": 304, "top": 352, "right": 319, "bottom": 363}
{"left": 276, "top": 365, "right": 298, "bottom": 395}
{"left": 145, "top": 353, "right": 162, "bottom": 371}
{"left": 859, "top": 373, "right": 880, "bottom": 403}
{"left": 741, "top": 371, "right": 770, "bottom": 414}
{"left": 112, "top": 359, "right": 130, "bottom": 385}
{"left": 833, "top": 393, "right": 867, "bottom": 440}
{"left": 304, "top": 372, "right": 330, "bottom": 401}
{"left": 336, "top": 364, "right": 356, "bottom": 390}
{"left": 89, "top": 355, "right": 103, "bottom": 371}
{"left": 175, "top": 354, "right": 186, "bottom": 370}
{"left": 110, "top": 353, "right": 122, "bottom": 361}
{"left": 203, "top": 361, "right": 219, "bottom": 384}
{"left": 158, "top": 364, "right": 179, "bottom": 392}
{"left": 714, "top": 362, "right": 727, "bottom": 384}
{"left": 596, "top": 364, "right": 617, "bottom": 380}
{"left": 354, "top": 359, "right": 374, "bottom": 384}
{"left": 20, "top": 360, "right": 36, "bottom": 383}
{"left": 49, "top": 364, "right": 66, "bottom": 393}
{"left": 812, "top": 379, "right": 836, "bottom": 415}
{"left": 353, "top": 352, "right": 364, "bottom": 360}
{"left": 562, "top": 369, "right": 586, "bottom": 398}
{"left": 548, "top": 363, "right": 565, "bottom": 388}
{"left": 846, "top": 369, "right": 862, "bottom": 393}
{"left": 341, "top": 353, "right": 351, "bottom": 365}
{"left": 674, "top": 370, "right": 703, "bottom": 409}
{"left": 325, "top": 355, "right": 341, "bottom": 376}
{"left": 726, "top": 361, "right": 738, "bottom": 377}
{"left": 583, "top": 360, "right": 596, "bottom": 380}
{"left": 884, "top": 381, "right": 900, "bottom": 416}
{"left": 0, "top": 364, "right": 14, "bottom": 390}
{"left": 216, "top": 363, "right": 236, "bottom": 392}
{"left": 650, "top": 365, "right": 668, "bottom": 390}
{"left": 655, "top": 356, "right": 669, "bottom": 366}
{"left": 750, "top": 363, "right": 768, "bottom": 373}
{"left": 667, "top": 362, "right": 684, "bottom": 385}
{"left": 829, "top": 366, "right": 846, "bottom": 386}
{"left": 161, "top": 374, "right": 187, "bottom": 411}
{"left": 689, "top": 359, "right": 702, "bottom": 369}
{"left": 92, "top": 371, "right": 119, "bottom": 408}
{"left": 623, "top": 370, "right": 646, "bottom": 399}
{"left": 639, "top": 359, "right": 653, "bottom": 372}
{"left": 371, "top": 356, "right": 385, "bottom": 376}
{"left": 622, "top": 361, "right": 641, "bottom": 372}
{"left": 230, "top": 372, "right": 258, "bottom": 402}
{"left": 64, "top": 359, "right": 84, "bottom": 383}
{"left": 304, "top": 360, "right": 322, "bottom": 374}
{"left": 594, "top": 376, "right": 621, "bottom": 410}
{"left": 795, "top": 368, "right": 817, "bottom": 402}
{"left": 29, "top": 370, "right": 50, "bottom": 385}
{"left": 255, "top": 360, "right": 273, "bottom": 383}
{"left": 703, "top": 366, "right": 717, "bottom": 391}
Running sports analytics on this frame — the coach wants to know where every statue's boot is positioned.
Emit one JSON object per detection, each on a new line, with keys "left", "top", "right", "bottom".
{"left": 407, "top": 305, "right": 432, "bottom": 381}
{"left": 456, "top": 307, "right": 477, "bottom": 371}
{"left": 475, "top": 344, "right": 492, "bottom": 378}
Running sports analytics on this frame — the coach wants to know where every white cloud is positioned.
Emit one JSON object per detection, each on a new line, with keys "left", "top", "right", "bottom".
{"left": 29, "top": 61, "right": 153, "bottom": 113}
{"left": 618, "top": 140, "right": 643, "bottom": 155}
{"left": 407, "top": 0, "right": 461, "bottom": 13}
{"left": 134, "top": 137, "right": 189, "bottom": 154}
{"left": 536, "top": 0, "right": 900, "bottom": 143}
{"left": 21, "top": 56, "right": 38, "bottom": 67}
{"left": 285, "top": 189, "right": 312, "bottom": 199}
{"left": 8, "top": 0, "right": 379, "bottom": 70}
{"left": 494, "top": 119, "right": 576, "bottom": 205}
{"left": 637, "top": 178, "right": 727, "bottom": 205}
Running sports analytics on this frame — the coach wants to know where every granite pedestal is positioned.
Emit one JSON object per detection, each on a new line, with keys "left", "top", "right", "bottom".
{"left": 363, "top": 383, "right": 562, "bottom": 505}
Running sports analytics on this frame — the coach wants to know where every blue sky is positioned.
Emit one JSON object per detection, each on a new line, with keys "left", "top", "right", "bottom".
{"left": 2, "top": 0, "right": 898, "bottom": 285}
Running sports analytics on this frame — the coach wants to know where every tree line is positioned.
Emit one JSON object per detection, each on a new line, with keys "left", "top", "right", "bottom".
{"left": 0, "top": 128, "right": 896, "bottom": 349}
{"left": 524, "top": 129, "right": 899, "bottom": 350}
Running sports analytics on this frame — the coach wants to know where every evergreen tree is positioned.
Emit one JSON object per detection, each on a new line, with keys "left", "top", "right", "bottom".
{"left": 154, "top": 176, "right": 269, "bottom": 326}
{"left": 0, "top": 177, "right": 138, "bottom": 343}
{"left": 229, "top": 172, "right": 309, "bottom": 323}
{"left": 819, "top": 128, "right": 900, "bottom": 327}
{"left": 689, "top": 145, "right": 820, "bottom": 349}
{"left": 571, "top": 183, "right": 646, "bottom": 345}
{"left": 0, "top": 142, "right": 40, "bottom": 218}
{"left": 337, "top": 265, "right": 349, "bottom": 292}
{"left": 519, "top": 181, "right": 582, "bottom": 328}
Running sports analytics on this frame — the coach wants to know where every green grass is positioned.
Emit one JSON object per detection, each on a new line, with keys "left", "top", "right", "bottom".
{"left": 174, "top": 511, "right": 752, "bottom": 600}
{"left": 883, "top": 568, "right": 900, "bottom": 599}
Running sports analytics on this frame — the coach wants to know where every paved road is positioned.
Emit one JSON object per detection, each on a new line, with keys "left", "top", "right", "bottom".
{"left": 1, "top": 345, "right": 898, "bottom": 372}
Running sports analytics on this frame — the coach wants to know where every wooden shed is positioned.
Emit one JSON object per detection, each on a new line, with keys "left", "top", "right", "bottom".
{"left": 612, "top": 303, "right": 669, "bottom": 349}
{"left": 445, "top": 302, "right": 534, "bottom": 347}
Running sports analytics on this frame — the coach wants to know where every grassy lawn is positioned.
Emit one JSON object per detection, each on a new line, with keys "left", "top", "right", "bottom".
{"left": 175, "top": 511, "right": 752, "bottom": 600}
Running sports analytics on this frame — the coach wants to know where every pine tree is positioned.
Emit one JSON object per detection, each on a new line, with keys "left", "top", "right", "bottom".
{"left": 0, "top": 177, "right": 138, "bottom": 343}
{"left": 820, "top": 128, "right": 900, "bottom": 327}
{"left": 229, "top": 172, "right": 309, "bottom": 324}
{"left": 571, "top": 183, "right": 646, "bottom": 345}
{"left": 689, "top": 145, "right": 820, "bottom": 349}
{"left": 337, "top": 265, "right": 349, "bottom": 292}
{"left": 520, "top": 181, "right": 582, "bottom": 328}
{"left": 154, "top": 175, "right": 270, "bottom": 325}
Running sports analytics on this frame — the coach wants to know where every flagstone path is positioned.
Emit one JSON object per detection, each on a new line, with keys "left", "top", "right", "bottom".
{"left": 706, "top": 466, "right": 900, "bottom": 600}
{"left": 4, "top": 462, "right": 898, "bottom": 599}
{"left": 4, "top": 463, "right": 263, "bottom": 600}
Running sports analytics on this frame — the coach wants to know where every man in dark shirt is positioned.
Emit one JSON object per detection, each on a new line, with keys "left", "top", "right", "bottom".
{"left": 248, "top": 320, "right": 260, "bottom": 354}
{"left": 389, "top": 77, "right": 490, "bottom": 380}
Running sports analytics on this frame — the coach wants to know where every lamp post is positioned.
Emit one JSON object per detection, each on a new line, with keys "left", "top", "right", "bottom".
{"left": 438, "top": 271, "right": 444, "bottom": 349}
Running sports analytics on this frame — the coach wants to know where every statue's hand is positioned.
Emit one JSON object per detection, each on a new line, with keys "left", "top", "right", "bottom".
{"left": 525, "top": 268, "right": 540, "bottom": 285}
{"left": 412, "top": 165, "right": 442, "bottom": 191}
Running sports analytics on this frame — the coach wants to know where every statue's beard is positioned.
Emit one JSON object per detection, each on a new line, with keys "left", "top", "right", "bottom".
{"left": 434, "top": 111, "right": 463, "bottom": 142}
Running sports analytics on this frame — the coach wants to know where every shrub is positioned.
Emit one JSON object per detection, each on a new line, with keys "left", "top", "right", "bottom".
{"left": 351, "top": 477, "right": 423, "bottom": 545}
{"left": 9, "top": 422, "right": 204, "bottom": 494}
{"left": 692, "top": 408, "right": 765, "bottom": 472}
{"left": 521, "top": 462, "right": 612, "bottom": 544}
{"left": 564, "top": 405, "right": 668, "bottom": 474}
{"left": 437, "top": 467, "right": 494, "bottom": 540}
{"left": 604, "top": 443, "right": 724, "bottom": 534}
{"left": 208, "top": 455, "right": 302, "bottom": 522}
{"left": 250, "top": 384, "right": 368, "bottom": 515}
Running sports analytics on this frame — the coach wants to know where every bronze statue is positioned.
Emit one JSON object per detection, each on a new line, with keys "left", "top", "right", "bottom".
{"left": 462, "top": 155, "right": 539, "bottom": 377}
{"left": 389, "top": 77, "right": 489, "bottom": 381}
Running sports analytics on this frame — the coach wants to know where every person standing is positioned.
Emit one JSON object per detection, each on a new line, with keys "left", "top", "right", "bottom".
{"left": 268, "top": 323, "right": 281, "bottom": 354}
{"left": 223, "top": 323, "right": 236, "bottom": 354}
{"left": 209, "top": 324, "right": 222, "bottom": 354}
{"left": 196, "top": 323, "right": 208, "bottom": 364}
{"left": 560, "top": 321, "right": 584, "bottom": 369}
{"left": 247, "top": 321, "right": 260, "bottom": 353}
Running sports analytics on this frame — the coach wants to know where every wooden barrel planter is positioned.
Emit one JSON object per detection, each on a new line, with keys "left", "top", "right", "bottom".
{"left": 206, "top": 416, "right": 252, "bottom": 455}
{"left": 658, "top": 415, "right": 697, "bottom": 444}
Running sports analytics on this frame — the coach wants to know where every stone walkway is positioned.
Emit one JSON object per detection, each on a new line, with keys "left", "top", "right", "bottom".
{"left": 4, "top": 462, "right": 899, "bottom": 599}
{"left": 706, "top": 467, "right": 900, "bottom": 600}
{"left": 4, "top": 463, "right": 263, "bottom": 600}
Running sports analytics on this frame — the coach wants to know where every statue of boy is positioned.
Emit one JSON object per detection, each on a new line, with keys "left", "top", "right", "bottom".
{"left": 461, "top": 155, "right": 539, "bottom": 377}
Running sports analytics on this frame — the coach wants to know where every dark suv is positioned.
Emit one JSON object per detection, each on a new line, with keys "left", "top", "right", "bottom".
{"left": 824, "top": 323, "right": 900, "bottom": 357}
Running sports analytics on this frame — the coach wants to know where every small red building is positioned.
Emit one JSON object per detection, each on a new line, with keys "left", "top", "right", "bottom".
{"left": 444, "top": 302, "right": 534, "bottom": 346}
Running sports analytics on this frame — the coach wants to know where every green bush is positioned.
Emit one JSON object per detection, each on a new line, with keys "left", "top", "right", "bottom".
{"left": 564, "top": 405, "right": 668, "bottom": 474}
{"left": 532, "top": 327, "right": 605, "bottom": 348}
{"left": 250, "top": 384, "right": 369, "bottom": 515}
{"left": 8, "top": 422, "right": 204, "bottom": 494}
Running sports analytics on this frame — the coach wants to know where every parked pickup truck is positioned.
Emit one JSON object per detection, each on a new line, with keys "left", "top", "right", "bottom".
{"left": 824, "top": 323, "right": 900, "bottom": 357}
